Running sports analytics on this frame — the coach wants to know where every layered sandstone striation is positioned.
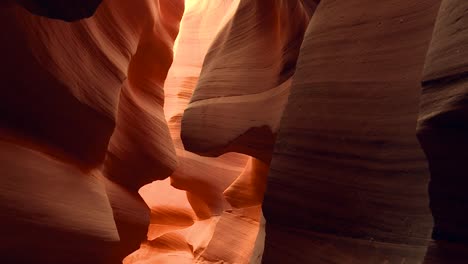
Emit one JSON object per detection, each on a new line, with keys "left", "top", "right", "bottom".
{"left": 0, "top": 0, "right": 183, "bottom": 262}
{"left": 418, "top": 0, "right": 468, "bottom": 242}
{"left": 262, "top": 0, "right": 442, "bottom": 260}
{"left": 125, "top": 1, "right": 267, "bottom": 262}
{"left": 3, "top": 0, "right": 468, "bottom": 263}
{"left": 417, "top": 0, "right": 468, "bottom": 261}
{"left": 181, "top": 0, "right": 315, "bottom": 163}
{"left": 0, "top": 141, "right": 120, "bottom": 263}
{"left": 179, "top": 0, "right": 456, "bottom": 263}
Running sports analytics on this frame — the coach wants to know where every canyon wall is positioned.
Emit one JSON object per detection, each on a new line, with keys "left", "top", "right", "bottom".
{"left": 2, "top": 0, "right": 468, "bottom": 263}
{"left": 125, "top": 1, "right": 266, "bottom": 263}
{"left": 0, "top": 0, "right": 183, "bottom": 263}
{"left": 418, "top": 0, "right": 468, "bottom": 242}
{"left": 262, "top": 0, "right": 441, "bottom": 262}
{"left": 417, "top": 0, "right": 468, "bottom": 262}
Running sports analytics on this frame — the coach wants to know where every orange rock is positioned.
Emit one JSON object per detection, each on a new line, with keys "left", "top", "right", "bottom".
{"left": 127, "top": 1, "right": 270, "bottom": 263}
{"left": 99, "top": 174, "right": 151, "bottom": 262}
{"left": 0, "top": 140, "right": 119, "bottom": 263}
{"left": 5, "top": 0, "right": 468, "bottom": 263}
{"left": 0, "top": 0, "right": 183, "bottom": 172}
{"left": 181, "top": 0, "right": 312, "bottom": 162}
{"left": 0, "top": 0, "right": 183, "bottom": 262}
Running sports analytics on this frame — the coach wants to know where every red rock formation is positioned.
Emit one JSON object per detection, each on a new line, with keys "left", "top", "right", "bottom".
{"left": 0, "top": 140, "right": 119, "bottom": 264}
{"left": 418, "top": 0, "right": 468, "bottom": 242}
{"left": 0, "top": 0, "right": 183, "bottom": 262}
{"left": 181, "top": 0, "right": 314, "bottom": 163}
{"left": 262, "top": 0, "right": 441, "bottom": 262}
{"left": 4, "top": 0, "right": 468, "bottom": 263}
{"left": 102, "top": 0, "right": 183, "bottom": 190}
{"left": 100, "top": 175, "right": 151, "bottom": 262}
{"left": 125, "top": 1, "right": 267, "bottom": 262}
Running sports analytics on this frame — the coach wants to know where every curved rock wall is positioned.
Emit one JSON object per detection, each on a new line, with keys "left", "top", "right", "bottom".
{"left": 265, "top": 0, "right": 440, "bottom": 241}
{"left": 125, "top": 1, "right": 267, "bottom": 262}
{"left": 3, "top": 0, "right": 468, "bottom": 263}
{"left": 181, "top": 0, "right": 313, "bottom": 163}
{"left": 417, "top": 0, "right": 468, "bottom": 262}
{"left": 418, "top": 0, "right": 468, "bottom": 242}
{"left": 262, "top": 0, "right": 442, "bottom": 261}
{"left": 0, "top": 0, "right": 183, "bottom": 263}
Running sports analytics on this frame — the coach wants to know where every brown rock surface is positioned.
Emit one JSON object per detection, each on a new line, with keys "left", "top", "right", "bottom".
{"left": 0, "top": 0, "right": 182, "bottom": 262}
{"left": 181, "top": 0, "right": 314, "bottom": 163}
{"left": 4, "top": 0, "right": 468, "bottom": 263}
{"left": 417, "top": 0, "right": 468, "bottom": 243}
{"left": 0, "top": 140, "right": 119, "bottom": 263}
{"left": 262, "top": 0, "right": 441, "bottom": 262}
{"left": 264, "top": 224, "right": 430, "bottom": 264}
{"left": 100, "top": 174, "right": 151, "bottom": 262}
{"left": 125, "top": 1, "right": 267, "bottom": 262}
{"left": 1, "top": 0, "right": 181, "bottom": 180}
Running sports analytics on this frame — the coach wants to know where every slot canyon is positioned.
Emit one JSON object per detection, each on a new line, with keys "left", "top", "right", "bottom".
{"left": 0, "top": 0, "right": 467, "bottom": 263}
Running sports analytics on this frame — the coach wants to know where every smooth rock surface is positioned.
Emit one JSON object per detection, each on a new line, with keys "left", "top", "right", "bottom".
{"left": 126, "top": 1, "right": 266, "bottom": 262}
{"left": 418, "top": 0, "right": 468, "bottom": 242}
{"left": 0, "top": 140, "right": 119, "bottom": 264}
{"left": 181, "top": 0, "right": 314, "bottom": 163}
{"left": 263, "top": 0, "right": 441, "bottom": 261}
{"left": 0, "top": 0, "right": 182, "bottom": 262}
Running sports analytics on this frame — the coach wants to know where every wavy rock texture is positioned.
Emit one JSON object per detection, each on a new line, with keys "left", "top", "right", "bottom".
{"left": 0, "top": 134, "right": 150, "bottom": 264}
{"left": 1, "top": 0, "right": 181, "bottom": 179}
{"left": 181, "top": 0, "right": 315, "bottom": 163}
{"left": 0, "top": 140, "right": 119, "bottom": 264}
{"left": 262, "top": 0, "right": 441, "bottom": 262}
{"left": 0, "top": 0, "right": 183, "bottom": 262}
{"left": 418, "top": 0, "right": 468, "bottom": 242}
{"left": 100, "top": 175, "right": 151, "bottom": 262}
{"left": 102, "top": 0, "right": 182, "bottom": 190}
{"left": 4, "top": 0, "right": 468, "bottom": 263}
{"left": 125, "top": 1, "right": 267, "bottom": 263}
